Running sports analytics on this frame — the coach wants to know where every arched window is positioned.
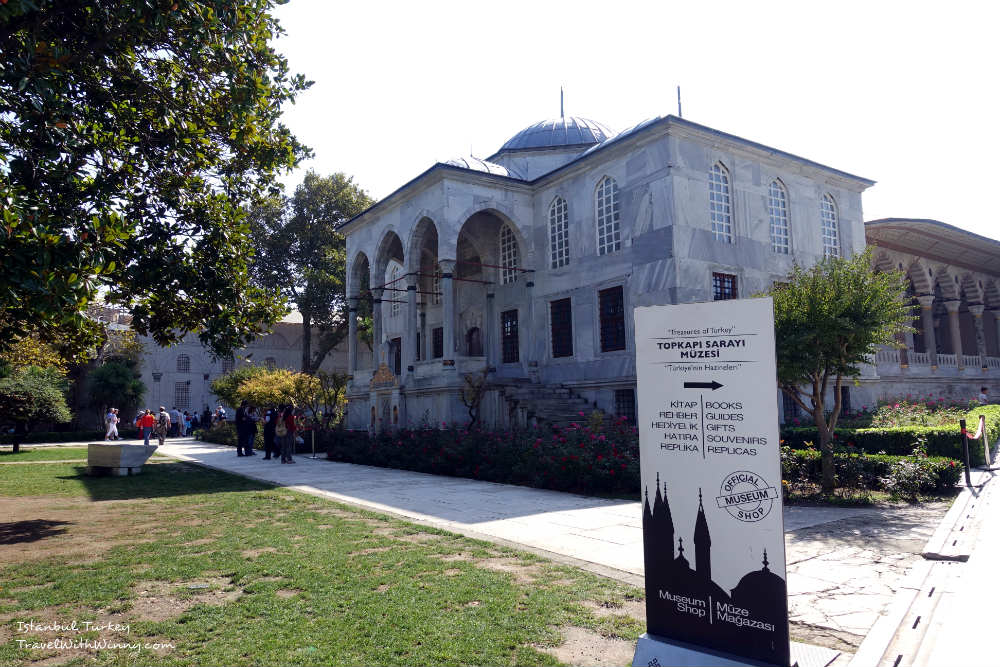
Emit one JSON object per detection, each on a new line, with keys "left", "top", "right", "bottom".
{"left": 709, "top": 163, "right": 732, "bottom": 243}
{"left": 499, "top": 223, "right": 519, "bottom": 285}
{"left": 820, "top": 194, "right": 840, "bottom": 257}
{"left": 389, "top": 265, "right": 400, "bottom": 317}
{"left": 549, "top": 196, "right": 569, "bottom": 268}
{"left": 264, "top": 357, "right": 277, "bottom": 370}
{"left": 595, "top": 177, "right": 621, "bottom": 255}
{"left": 768, "top": 180, "right": 790, "bottom": 254}
{"left": 176, "top": 354, "right": 190, "bottom": 373}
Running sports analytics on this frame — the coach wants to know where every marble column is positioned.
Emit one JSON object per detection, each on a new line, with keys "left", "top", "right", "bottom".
{"left": 969, "top": 304, "right": 987, "bottom": 369}
{"left": 405, "top": 277, "right": 418, "bottom": 377}
{"left": 371, "top": 287, "right": 384, "bottom": 368}
{"left": 420, "top": 311, "right": 428, "bottom": 362}
{"left": 485, "top": 292, "right": 495, "bottom": 372}
{"left": 524, "top": 278, "right": 535, "bottom": 373}
{"left": 943, "top": 300, "right": 963, "bottom": 367}
{"left": 917, "top": 295, "right": 938, "bottom": 368}
{"left": 347, "top": 297, "right": 358, "bottom": 377}
{"left": 992, "top": 310, "right": 1000, "bottom": 358}
{"left": 439, "top": 259, "right": 455, "bottom": 366}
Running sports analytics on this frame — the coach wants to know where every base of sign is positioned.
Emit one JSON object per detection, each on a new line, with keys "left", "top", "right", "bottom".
{"left": 632, "top": 634, "right": 840, "bottom": 667}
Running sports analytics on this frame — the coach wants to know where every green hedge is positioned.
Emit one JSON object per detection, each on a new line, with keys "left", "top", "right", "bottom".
{"left": 781, "top": 447, "right": 962, "bottom": 494}
{"left": 781, "top": 404, "right": 1000, "bottom": 466}
{"left": 0, "top": 427, "right": 140, "bottom": 444}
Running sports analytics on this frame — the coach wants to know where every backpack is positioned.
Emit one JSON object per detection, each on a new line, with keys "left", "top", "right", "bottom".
{"left": 275, "top": 418, "right": 288, "bottom": 437}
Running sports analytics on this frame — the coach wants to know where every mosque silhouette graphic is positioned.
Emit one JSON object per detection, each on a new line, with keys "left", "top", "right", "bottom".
{"left": 643, "top": 472, "right": 790, "bottom": 666}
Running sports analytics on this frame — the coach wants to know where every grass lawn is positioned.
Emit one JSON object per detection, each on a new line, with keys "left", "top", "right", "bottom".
{"left": 0, "top": 461, "right": 645, "bottom": 666}
{"left": 0, "top": 447, "right": 96, "bottom": 462}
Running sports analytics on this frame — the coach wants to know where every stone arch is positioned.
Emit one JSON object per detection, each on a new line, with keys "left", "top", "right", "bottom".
{"left": 447, "top": 201, "right": 525, "bottom": 257}
{"left": 454, "top": 207, "right": 529, "bottom": 285}
{"left": 373, "top": 230, "right": 405, "bottom": 290}
{"left": 933, "top": 267, "right": 961, "bottom": 301}
{"left": 960, "top": 273, "right": 984, "bottom": 305}
{"left": 984, "top": 279, "right": 1000, "bottom": 309}
{"left": 348, "top": 251, "right": 370, "bottom": 298}
{"left": 872, "top": 251, "right": 896, "bottom": 275}
{"left": 406, "top": 216, "right": 439, "bottom": 277}
{"left": 906, "top": 259, "right": 932, "bottom": 294}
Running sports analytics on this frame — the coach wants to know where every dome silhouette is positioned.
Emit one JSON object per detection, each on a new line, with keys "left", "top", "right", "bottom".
{"left": 498, "top": 117, "right": 613, "bottom": 152}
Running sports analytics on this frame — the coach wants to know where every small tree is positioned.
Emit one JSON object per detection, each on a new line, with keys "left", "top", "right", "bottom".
{"left": 232, "top": 368, "right": 322, "bottom": 418}
{"left": 210, "top": 366, "right": 268, "bottom": 410}
{"left": 86, "top": 360, "right": 145, "bottom": 425}
{"left": 0, "top": 367, "right": 72, "bottom": 452}
{"left": 770, "top": 249, "right": 913, "bottom": 492}
{"left": 460, "top": 368, "right": 489, "bottom": 427}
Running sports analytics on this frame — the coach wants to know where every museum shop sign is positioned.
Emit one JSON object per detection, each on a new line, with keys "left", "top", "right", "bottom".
{"left": 632, "top": 298, "right": 789, "bottom": 667}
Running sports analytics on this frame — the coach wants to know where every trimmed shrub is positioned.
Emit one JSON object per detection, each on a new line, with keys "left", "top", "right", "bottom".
{"left": 781, "top": 446, "right": 961, "bottom": 495}
{"left": 196, "top": 422, "right": 319, "bottom": 454}
{"left": 781, "top": 404, "right": 1000, "bottom": 466}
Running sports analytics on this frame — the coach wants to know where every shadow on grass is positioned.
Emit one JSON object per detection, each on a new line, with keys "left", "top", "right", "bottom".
{"left": 58, "top": 461, "right": 275, "bottom": 501}
{"left": 0, "top": 519, "right": 72, "bottom": 544}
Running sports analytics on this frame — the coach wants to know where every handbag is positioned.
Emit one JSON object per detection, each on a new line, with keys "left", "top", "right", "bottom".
{"left": 275, "top": 420, "right": 288, "bottom": 437}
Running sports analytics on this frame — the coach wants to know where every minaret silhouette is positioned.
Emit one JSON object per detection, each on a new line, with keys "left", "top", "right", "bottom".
{"left": 694, "top": 488, "right": 712, "bottom": 581}
{"left": 652, "top": 473, "right": 675, "bottom": 560}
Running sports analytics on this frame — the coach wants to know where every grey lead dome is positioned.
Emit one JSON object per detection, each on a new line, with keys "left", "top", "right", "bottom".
{"left": 498, "top": 116, "right": 614, "bottom": 152}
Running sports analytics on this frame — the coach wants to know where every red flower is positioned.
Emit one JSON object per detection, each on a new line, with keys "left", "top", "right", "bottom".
{"left": 597, "top": 455, "right": 603, "bottom": 461}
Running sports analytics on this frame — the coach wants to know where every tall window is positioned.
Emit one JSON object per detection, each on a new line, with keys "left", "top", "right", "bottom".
{"left": 499, "top": 224, "right": 519, "bottom": 285}
{"left": 174, "top": 382, "right": 190, "bottom": 410}
{"left": 176, "top": 354, "right": 190, "bottom": 373}
{"left": 614, "top": 388, "right": 636, "bottom": 424}
{"left": 549, "top": 196, "right": 570, "bottom": 268}
{"left": 264, "top": 357, "right": 277, "bottom": 370}
{"left": 768, "top": 180, "right": 790, "bottom": 254}
{"left": 712, "top": 272, "right": 738, "bottom": 300}
{"left": 820, "top": 194, "right": 840, "bottom": 257}
{"left": 550, "top": 298, "right": 573, "bottom": 358}
{"left": 596, "top": 176, "right": 621, "bottom": 255}
{"left": 709, "top": 163, "right": 732, "bottom": 243}
{"left": 431, "top": 265, "right": 441, "bottom": 305}
{"left": 598, "top": 286, "right": 626, "bottom": 352}
{"left": 432, "top": 327, "right": 443, "bottom": 359}
{"left": 501, "top": 309, "right": 519, "bottom": 363}
{"left": 389, "top": 265, "right": 400, "bottom": 317}
{"left": 221, "top": 358, "right": 235, "bottom": 374}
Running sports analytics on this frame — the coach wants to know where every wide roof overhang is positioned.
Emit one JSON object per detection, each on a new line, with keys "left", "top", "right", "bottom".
{"left": 865, "top": 218, "right": 1000, "bottom": 277}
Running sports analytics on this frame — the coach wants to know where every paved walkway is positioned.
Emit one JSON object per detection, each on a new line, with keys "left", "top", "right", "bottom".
{"left": 142, "top": 438, "right": 951, "bottom": 652}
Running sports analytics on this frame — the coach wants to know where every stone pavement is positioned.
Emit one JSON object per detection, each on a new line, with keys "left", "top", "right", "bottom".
{"left": 136, "top": 438, "right": 951, "bottom": 655}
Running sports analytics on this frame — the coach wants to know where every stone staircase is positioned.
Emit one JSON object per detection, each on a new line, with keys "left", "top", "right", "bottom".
{"left": 499, "top": 382, "right": 599, "bottom": 429}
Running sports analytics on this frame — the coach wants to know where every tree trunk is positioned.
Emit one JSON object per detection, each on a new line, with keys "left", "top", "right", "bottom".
{"left": 301, "top": 313, "right": 312, "bottom": 374}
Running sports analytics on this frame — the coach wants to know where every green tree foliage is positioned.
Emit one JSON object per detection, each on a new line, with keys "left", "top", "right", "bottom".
{"left": 248, "top": 171, "right": 373, "bottom": 373}
{"left": 0, "top": 0, "right": 311, "bottom": 362}
{"left": 209, "top": 365, "right": 267, "bottom": 408}
{"left": 86, "top": 360, "right": 146, "bottom": 421}
{"left": 0, "top": 367, "right": 73, "bottom": 451}
{"left": 770, "top": 249, "right": 913, "bottom": 492}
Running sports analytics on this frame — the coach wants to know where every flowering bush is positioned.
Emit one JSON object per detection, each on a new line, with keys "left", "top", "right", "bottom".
{"left": 838, "top": 395, "right": 979, "bottom": 429}
{"left": 323, "top": 416, "right": 640, "bottom": 496}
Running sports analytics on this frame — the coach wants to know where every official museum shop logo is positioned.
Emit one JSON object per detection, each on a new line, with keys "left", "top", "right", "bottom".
{"left": 716, "top": 471, "right": 778, "bottom": 522}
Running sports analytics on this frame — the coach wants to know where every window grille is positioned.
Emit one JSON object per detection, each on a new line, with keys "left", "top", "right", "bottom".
{"left": 596, "top": 177, "right": 621, "bottom": 255}
{"left": 221, "top": 358, "right": 235, "bottom": 374}
{"left": 176, "top": 354, "right": 190, "bottom": 373}
{"left": 499, "top": 224, "right": 519, "bottom": 285}
{"left": 431, "top": 266, "right": 441, "bottom": 305}
{"left": 432, "top": 327, "right": 443, "bottom": 359}
{"left": 549, "top": 196, "right": 570, "bottom": 268}
{"left": 712, "top": 273, "right": 738, "bottom": 301}
{"left": 501, "top": 309, "right": 519, "bottom": 363}
{"left": 820, "top": 194, "right": 840, "bottom": 257}
{"left": 599, "top": 286, "right": 626, "bottom": 352}
{"left": 174, "top": 382, "right": 190, "bottom": 410}
{"left": 390, "top": 266, "right": 400, "bottom": 317}
{"left": 550, "top": 298, "right": 573, "bottom": 358}
{"left": 265, "top": 357, "right": 276, "bottom": 370}
{"left": 709, "top": 163, "right": 732, "bottom": 242}
{"left": 768, "top": 181, "right": 790, "bottom": 254}
{"left": 614, "top": 388, "right": 636, "bottom": 423}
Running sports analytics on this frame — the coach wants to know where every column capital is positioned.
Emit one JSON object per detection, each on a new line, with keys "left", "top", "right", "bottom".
{"left": 438, "top": 259, "right": 456, "bottom": 274}
{"left": 916, "top": 294, "right": 935, "bottom": 308}
{"left": 942, "top": 299, "right": 961, "bottom": 313}
{"left": 968, "top": 304, "right": 985, "bottom": 317}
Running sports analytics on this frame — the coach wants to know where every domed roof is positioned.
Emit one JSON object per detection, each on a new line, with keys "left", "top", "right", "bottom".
{"left": 498, "top": 116, "right": 614, "bottom": 152}
{"left": 442, "top": 156, "right": 522, "bottom": 179}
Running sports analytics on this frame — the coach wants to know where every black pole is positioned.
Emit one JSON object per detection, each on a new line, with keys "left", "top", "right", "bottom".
{"left": 960, "top": 419, "right": 972, "bottom": 487}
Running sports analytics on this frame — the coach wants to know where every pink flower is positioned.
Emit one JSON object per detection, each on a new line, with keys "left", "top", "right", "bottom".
{"left": 578, "top": 411, "right": 585, "bottom": 417}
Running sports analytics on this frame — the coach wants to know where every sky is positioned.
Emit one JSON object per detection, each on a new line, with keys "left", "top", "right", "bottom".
{"left": 272, "top": 0, "right": 999, "bottom": 241}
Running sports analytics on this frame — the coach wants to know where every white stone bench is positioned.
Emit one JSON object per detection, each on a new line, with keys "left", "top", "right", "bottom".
{"left": 86, "top": 443, "right": 158, "bottom": 476}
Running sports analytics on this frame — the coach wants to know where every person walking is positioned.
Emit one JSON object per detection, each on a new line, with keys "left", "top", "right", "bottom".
{"left": 170, "top": 407, "right": 183, "bottom": 437}
{"left": 139, "top": 409, "right": 156, "bottom": 446}
{"left": 235, "top": 400, "right": 247, "bottom": 456}
{"left": 106, "top": 408, "right": 120, "bottom": 441}
{"left": 245, "top": 405, "right": 259, "bottom": 456}
{"left": 202, "top": 407, "right": 212, "bottom": 428}
{"left": 262, "top": 406, "right": 278, "bottom": 460}
{"left": 154, "top": 406, "right": 171, "bottom": 447}
{"left": 278, "top": 405, "right": 296, "bottom": 464}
